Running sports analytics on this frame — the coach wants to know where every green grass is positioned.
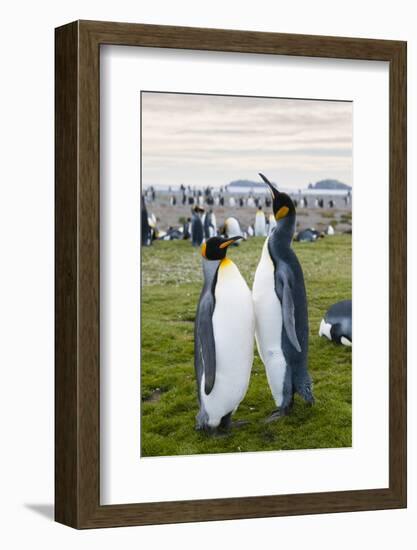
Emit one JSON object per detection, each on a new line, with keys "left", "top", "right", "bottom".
{"left": 141, "top": 235, "right": 352, "bottom": 457}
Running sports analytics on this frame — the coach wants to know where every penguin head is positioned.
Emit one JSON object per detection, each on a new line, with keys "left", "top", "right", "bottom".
{"left": 259, "top": 173, "right": 295, "bottom": 222}
{"left": 201, "top": 236, "right": 242, "bottom": 260}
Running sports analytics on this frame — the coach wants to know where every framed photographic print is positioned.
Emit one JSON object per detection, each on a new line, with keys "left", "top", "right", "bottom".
{"left": 55, "top": 20, "right": 407, "bottom": 528}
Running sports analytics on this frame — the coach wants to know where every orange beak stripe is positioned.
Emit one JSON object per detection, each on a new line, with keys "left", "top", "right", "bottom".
{"left": 219, "top": 239, "right": 235, "bottom": 249}
{"left": 201, "top": 242, "right": 207, "bottom": 257}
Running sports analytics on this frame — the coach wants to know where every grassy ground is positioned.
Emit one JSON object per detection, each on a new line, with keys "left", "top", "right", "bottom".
{"left": 141, "top": 235, "right": 352, "bottom": 457}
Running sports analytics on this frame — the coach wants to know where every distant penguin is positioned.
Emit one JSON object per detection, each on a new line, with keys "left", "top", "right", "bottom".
{"left": 319, "top": 300, "right": 352, "bottom": 346}
{"left": 327, "top": 224, "right": 335, "bottom": 236}
{"left": 224, "top": 217, "right": 242, "bottom": 241}
{"left": 247, "top": 225, "right": 254, "bottom": 237}
{"left": 254, "top": 207, "right": 267, "bottom": 236}
{"left": 268, "top": 213, "right": 276, "bottom": 235}
{"left": 162, "top": 226, "right": 182, "bottom": 240}
{"left": 183, "top": 218, "right": 191, "bottom": 240}
{"left": 229, "top": 196, "right": 236, "bottom": 207}
{"left": 252, "top": 173, "right": 314, "bottom": 420}
{"left": 294, "top": 228, "right": 322, "bottom": 242}
{"left": 191, "top": 207, "right": 204, "bottom": 247}
{"left": 247, "top": 196, "right": 255, "bottom": 208}
{"left": 204, "top": 209, "right": 216, "bottom": 239}
{"left": 147, "top": 212, "right": 157, "bottom": 242}
{"left": 210, "top": 212, "right": 217, "bottom": 237}
{"left": 195, "top": 236, "right": 255, "bottom": 433}
{"left": 141, "top": 195, "right": 152, "bottom": 246}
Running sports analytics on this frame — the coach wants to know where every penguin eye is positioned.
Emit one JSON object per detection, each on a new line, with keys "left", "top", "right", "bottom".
{"left": 276, "top": 206, "right": 289, "bottom": 220}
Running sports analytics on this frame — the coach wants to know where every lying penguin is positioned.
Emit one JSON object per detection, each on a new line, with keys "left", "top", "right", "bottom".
{"left": 294, "top": 228, "right": 323, "bottom": 242}
{"left": 319, "top": 300, "right": 352, "bottom": 346}
{"left": 195, "top": 236, "right": 254, "bottom": 434}
{"left": 253, "top": 173, "right": 314, "bottom": 421}
{"left": 222, "top": 216, "right": 242, "bottom": 243}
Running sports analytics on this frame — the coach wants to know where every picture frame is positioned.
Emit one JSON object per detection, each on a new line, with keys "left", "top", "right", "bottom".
{"left": 55, "top": 20, "right": 407, "bottom": 529}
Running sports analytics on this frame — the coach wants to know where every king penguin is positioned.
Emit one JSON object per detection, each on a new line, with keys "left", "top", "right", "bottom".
{"left": 223, "top": 217, "right": 242, "bottom": 241}
{"left": 191, "top": 206, "right": 204, "bottom": 247}
{"left": 254, "top": 207, "right": 267, "bottom": 236}
{"left": 268, "top": 213, "right": 277, "bottom": 235}
{"left": 141, "top": 194, "right": 152, "bottom": 246}
{"left": 195, "top": 236, "right": 255, "bottom": 433}
{"left": 319, "top": 300, "right": 352, "bottom": 346}
{"left": 252, "top": 173, "right": 314, "bottom": 420}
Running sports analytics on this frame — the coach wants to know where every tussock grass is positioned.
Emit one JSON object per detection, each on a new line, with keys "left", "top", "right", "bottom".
{"left": 141, "top": 235, "right": 351, "bottom": 457}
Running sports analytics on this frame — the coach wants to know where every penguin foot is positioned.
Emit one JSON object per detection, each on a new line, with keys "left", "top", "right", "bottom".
{"left": 231, "top": 419, "right": 250, "bottom": 429}
{"left": 263, "top": 407, "right": 291, "bottom": 423}
{"left": 299, "top": 389, "right": 315, "bottom": 406}
{"left": 196, "top": 423, "right": 232, "bottom": 437}
{"left": 212, "top": 429, "right": 232, "bottom": 439}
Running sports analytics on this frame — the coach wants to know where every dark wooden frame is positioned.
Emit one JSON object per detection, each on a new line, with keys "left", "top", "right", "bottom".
{"left": 55, "top": 20, "right": 407, "bottom": 529}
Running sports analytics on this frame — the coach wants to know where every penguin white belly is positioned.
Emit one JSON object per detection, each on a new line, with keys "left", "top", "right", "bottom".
{"left": 254, "top": 213, "right": 266, "bottom": 236}
{"left": 319, "top": 318, "right": 332, "bottom": 340}
{"left": 201, "top": 259, "right": 254, "bottom": 427}
{"left": 252, "top": 238, "right": 287, "bottom": 407}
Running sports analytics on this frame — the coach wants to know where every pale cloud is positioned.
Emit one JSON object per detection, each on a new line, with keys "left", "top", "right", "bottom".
{"left": 141, "top": 92, "right": 352, "bottom": 189}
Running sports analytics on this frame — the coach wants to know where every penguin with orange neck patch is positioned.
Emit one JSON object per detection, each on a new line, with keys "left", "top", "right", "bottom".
{"left": 252, "top": 173, "right": 314, "bottom": 421}
{"left": 195, "top": 236, "right": 255, "bottom": 433}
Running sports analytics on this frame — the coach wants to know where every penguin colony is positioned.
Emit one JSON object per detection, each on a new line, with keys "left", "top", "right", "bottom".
{"left": 143, "top": 175, "right": 351, "bottom": 435}
{"left": 142, "top": 181, "right": 347, "bottom": 244}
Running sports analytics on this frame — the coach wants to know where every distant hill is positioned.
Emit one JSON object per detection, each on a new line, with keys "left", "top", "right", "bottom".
{"left": 308, "top": 179, "right": 351, "bottom": 191}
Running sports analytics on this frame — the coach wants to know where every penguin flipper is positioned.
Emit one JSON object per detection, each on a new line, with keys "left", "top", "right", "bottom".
{"left": 278, "top": 270, "right": 302, "bottom": 353}
{"left": 196, "top": 296, "right": 217, "bottom": 395}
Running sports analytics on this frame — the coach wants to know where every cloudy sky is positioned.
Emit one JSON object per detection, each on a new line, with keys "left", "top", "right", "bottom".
{"left": 141, "top": 92, "right": 352, "bottom": 190}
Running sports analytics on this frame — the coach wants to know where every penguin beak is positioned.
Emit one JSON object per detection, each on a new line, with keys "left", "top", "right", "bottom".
{"left": 259, "top": 173, "right": 279, "bottom": 200}
{"left": 219, "top": 236, "right": 243, "bottom": 248}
